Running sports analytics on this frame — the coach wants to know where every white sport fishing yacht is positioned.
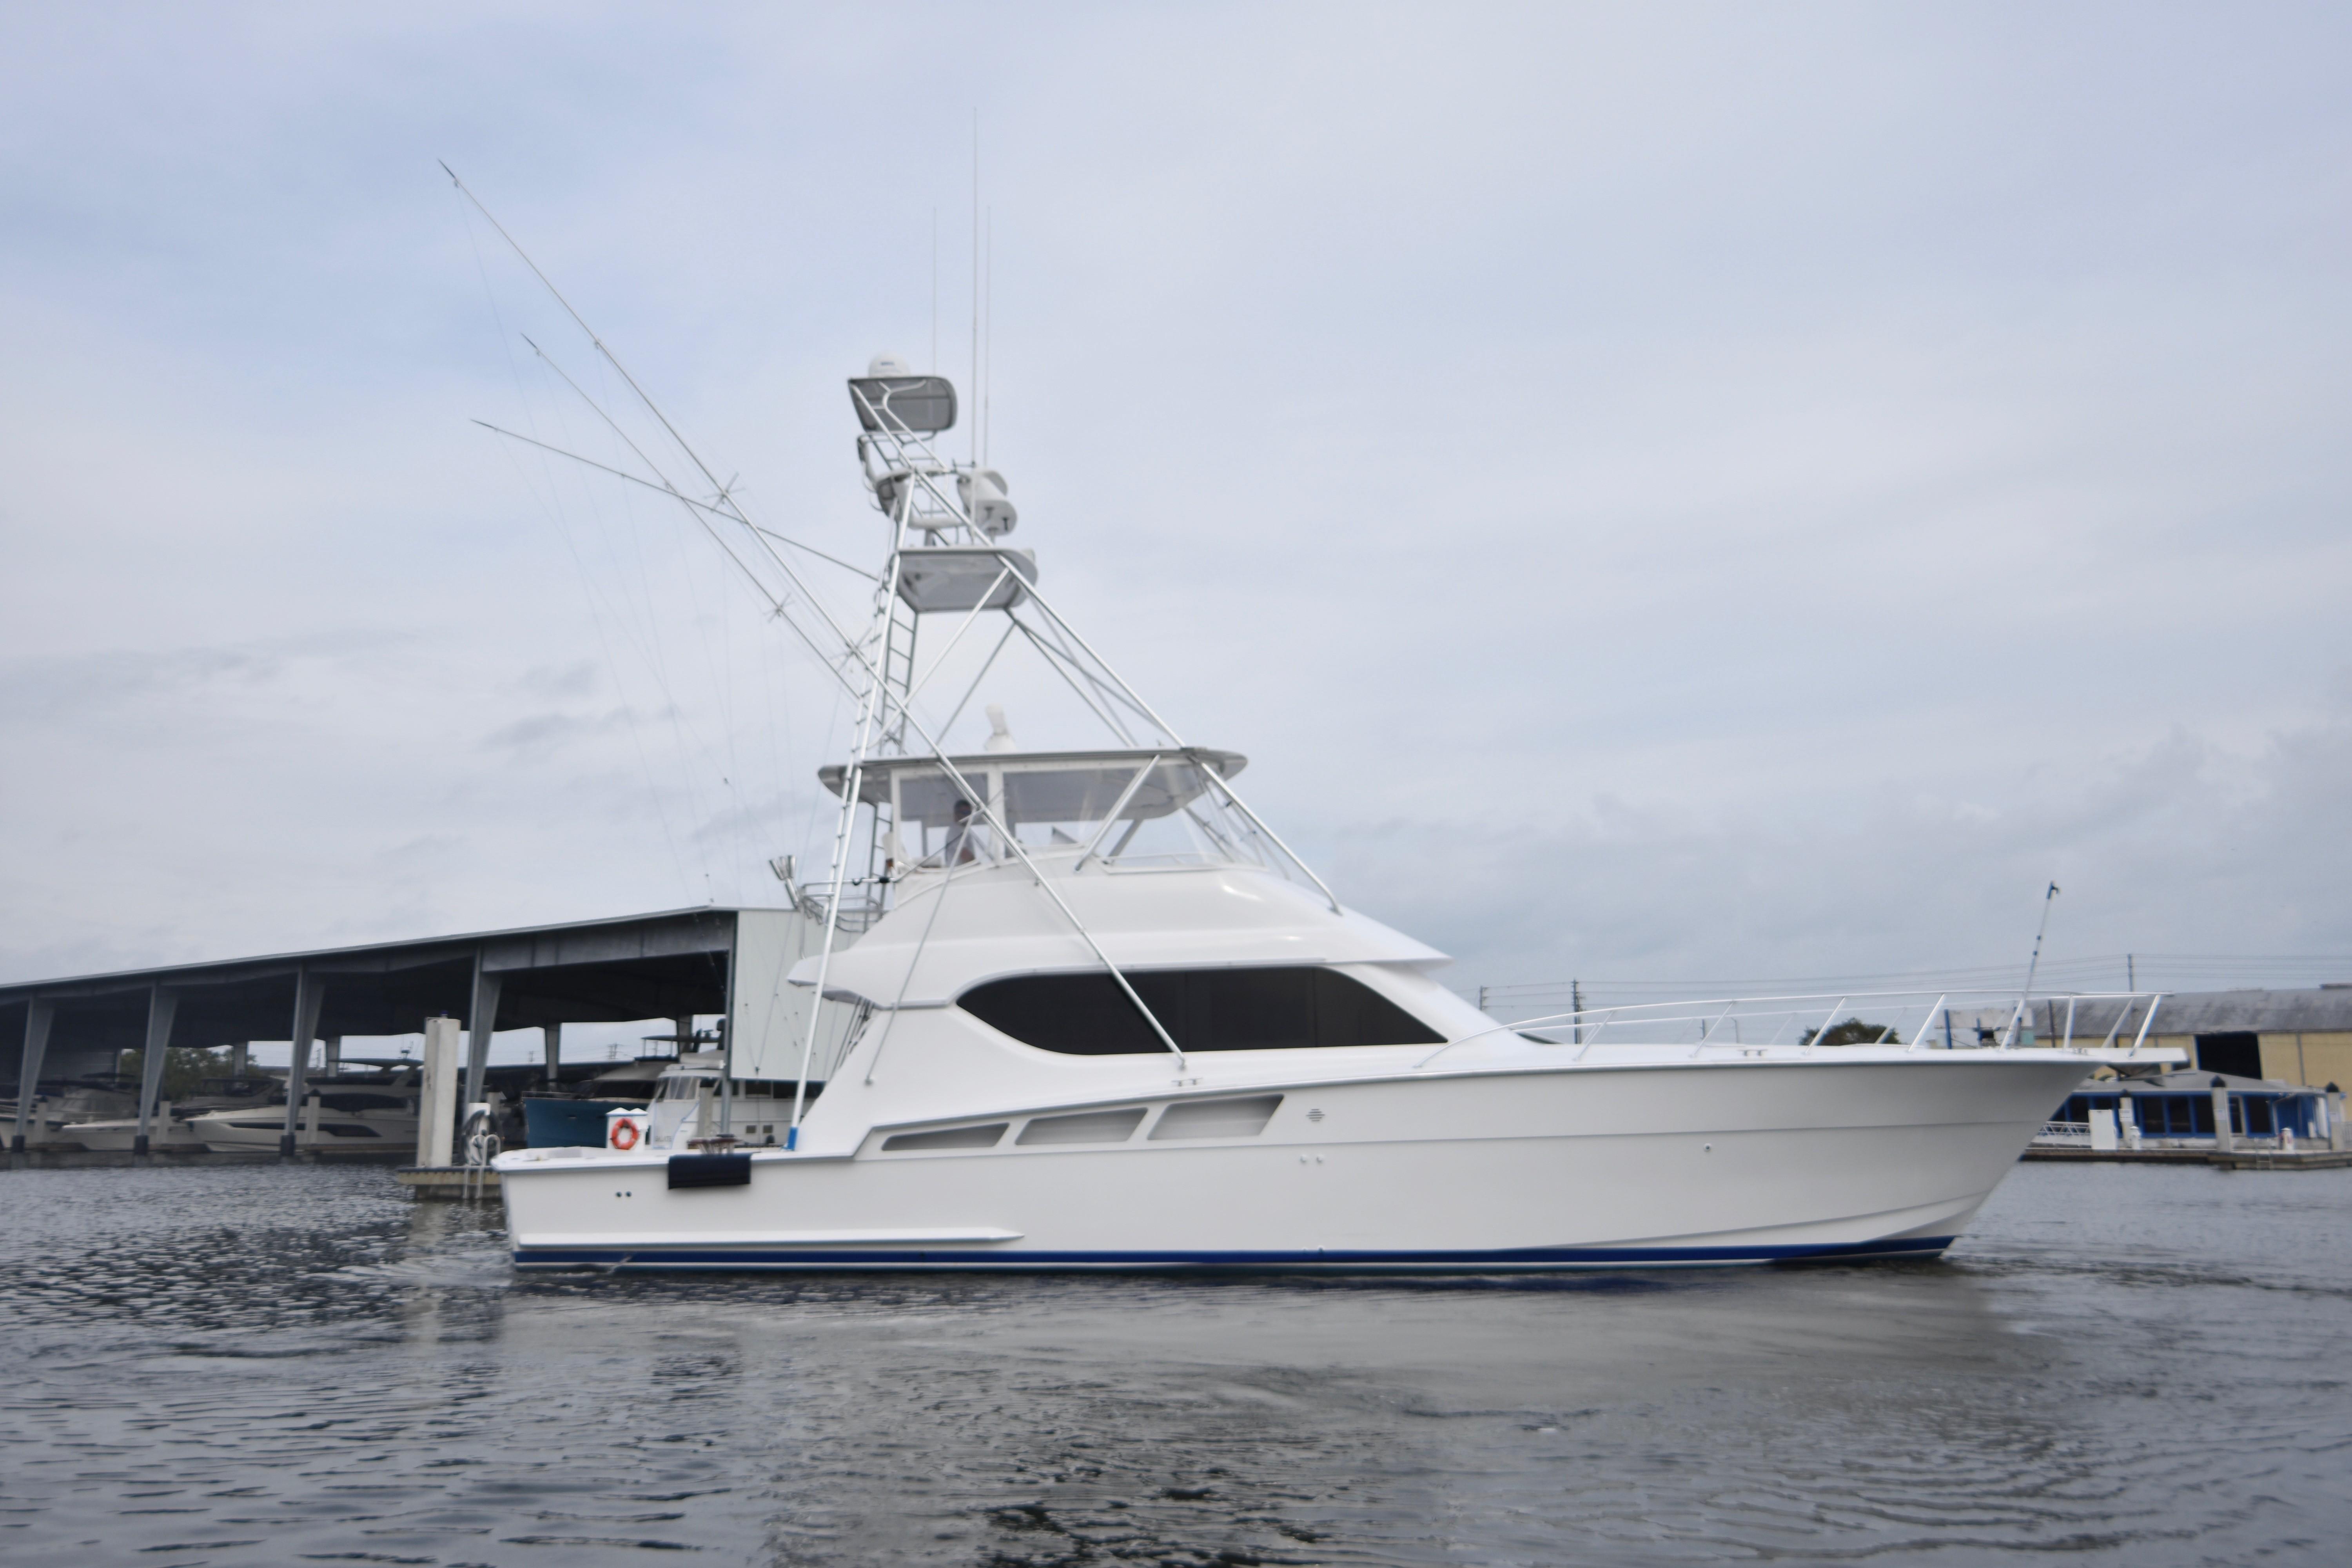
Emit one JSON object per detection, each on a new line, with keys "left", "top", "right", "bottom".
{"left": 495, "top": 356, "right": 2178, "bottom": 1271}
{"left": 637, "top": 1052, "right": 802, "bottom": 1149}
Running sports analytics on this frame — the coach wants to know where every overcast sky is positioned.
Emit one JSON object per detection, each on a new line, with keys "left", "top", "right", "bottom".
{"left": 4, "top": 2, "right": 2350, "bottom": 1037}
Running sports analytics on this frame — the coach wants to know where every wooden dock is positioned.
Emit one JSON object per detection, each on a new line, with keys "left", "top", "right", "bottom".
{"left": 2024, "top": 1147, "right": 2352, "bottom": 1170}
{"left": 393, "top": 1165, "right": 503, "bottom": 1199}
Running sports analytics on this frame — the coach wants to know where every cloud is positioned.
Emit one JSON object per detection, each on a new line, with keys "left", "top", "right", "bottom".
{"left": 478, "top": 705, "right": 633, "bottom": 757}
{"left": 1339, "top": 702, "right": 2352, "bottom": 995}
{"left": 1, "top": 3, "right": 2348, "bottom": 1005}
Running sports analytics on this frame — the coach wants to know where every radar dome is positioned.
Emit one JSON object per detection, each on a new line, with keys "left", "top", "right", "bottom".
{"left": 867, "top": 352, "right": 913, "bottom": 376}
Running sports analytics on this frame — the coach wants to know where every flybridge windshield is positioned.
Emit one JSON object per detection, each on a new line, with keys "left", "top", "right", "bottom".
{"left": 817, "top": 748, "right": 1255, "bottom": 871}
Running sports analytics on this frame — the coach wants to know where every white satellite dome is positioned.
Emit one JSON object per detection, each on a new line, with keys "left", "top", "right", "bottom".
{"left": 867, "top": 352, "right": 914, "bottom": 377}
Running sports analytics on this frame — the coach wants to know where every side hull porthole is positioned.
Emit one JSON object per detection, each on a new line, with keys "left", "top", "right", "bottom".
{"left": 1016, "top": 1107, "right": 1149, "bottom": 1145}
{"left": 1148, "top": 1095, "right": 1283, "bottom": 1141}
{"left": 880, "top": 1123, "right": 1009, "bottom": 1152}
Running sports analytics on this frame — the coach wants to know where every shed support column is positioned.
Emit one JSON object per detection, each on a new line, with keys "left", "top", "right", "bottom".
{"left": 322, "top": 1034, "right": 341, "bottom": 1078}
{"left": 541, "top": 1023, "right": 561, "bottom": 1081}
{"left": 2210, "top": 1083, "right": 2234, "bottom": 1154}
{"left": 673, "top": 1016, "right": 693, "bottom": 1054}
{"left": 278, "top": 969, "right": 325, "bottom": 1159}
{"left": 133, "top": 986, "right": 180, "bottom": 1156}
{"left": 229, "top": 1040, "right": 248, "bottom": 1079}
{"left": 11, "top": 999, "right": 54, "bottom": 1152}
{"left": 461, "top": 953, "right": 502, "bottom": 1117}
{"left": 417, "top": 1016, "right": 461, "bottom": 1167}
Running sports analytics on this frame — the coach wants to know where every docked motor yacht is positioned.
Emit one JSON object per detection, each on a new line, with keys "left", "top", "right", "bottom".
{"left": 65, "top": 1109, "right": 208, "bottom": 1152}
{"left": 492, "top": 350, "right": 2181, "bottom": 1271}
{"left": 639, "top": 1052, "right": 805, "bottom": 1149}
{"left": 187, "top": 1073, "right": 422, "bottom": 1153}
{"left": 8, "top": 1082, "right": 139, "bottom": 1149}
{"left": 64, "top": 1076, "right": 278, "bottom": 1152}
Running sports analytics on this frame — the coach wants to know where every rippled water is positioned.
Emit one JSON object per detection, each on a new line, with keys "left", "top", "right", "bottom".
{"left": 1, "top": 1162, "right": 2347, "bottom": 1566}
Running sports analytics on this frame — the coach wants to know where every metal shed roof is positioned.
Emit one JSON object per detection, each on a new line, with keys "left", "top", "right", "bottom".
{"left": 0, "top": 907, "right": 782, "bottom": 1055}
{"left": 2051, "top": 987, "right": 2352, "bottom": 1038}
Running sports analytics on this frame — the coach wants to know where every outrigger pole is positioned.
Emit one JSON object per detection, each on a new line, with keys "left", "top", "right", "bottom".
{"left": 1999, "top": 882, "right": 2062, "bottom": 1049}
{"left": 453, "top": 170, "right": 1348, "bottom": 1123}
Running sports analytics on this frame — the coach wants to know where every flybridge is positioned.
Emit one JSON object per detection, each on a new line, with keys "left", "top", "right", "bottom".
{"left": 448, "top": 197, "right": 1344, "bottom": 1115}
{"left": 776, "top": 355, "right": 1341, "bottom": 1094}
{"left": 817, "top": 748, "right": 1250, "bottom": 873}
{"left": 815, "top": 354, "right": 1332, "bottom": 921}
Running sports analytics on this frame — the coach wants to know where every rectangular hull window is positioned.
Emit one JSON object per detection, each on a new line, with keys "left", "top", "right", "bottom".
{"left": 1016, "top": 1107, "right": 1149, "bottom": 1145}
{"left": 881, "top": 1123, "right": 1009, "bottom": 1152}
{"left": 1148, "top": 1095, "right": 1283, "bottom": 1141}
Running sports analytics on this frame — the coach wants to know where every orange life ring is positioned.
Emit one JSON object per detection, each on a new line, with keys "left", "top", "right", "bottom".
{"left": 610, "top": 1119, "right": 640, "bottom": 1151}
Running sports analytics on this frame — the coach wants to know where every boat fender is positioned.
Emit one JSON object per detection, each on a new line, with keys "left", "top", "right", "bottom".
{"left": 668, "top": 1152, "right": 753, "bottom": 1190}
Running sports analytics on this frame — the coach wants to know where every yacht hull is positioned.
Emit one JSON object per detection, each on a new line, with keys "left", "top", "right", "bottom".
{"left": 188, "top": 1108, "right": 417, "bottom": 1153}
{"left": 54, "top": 1118, "right": 205, "bottom": 1152}
{"left": 499, "top": 1053, "right": 2086, "bottom": 1272}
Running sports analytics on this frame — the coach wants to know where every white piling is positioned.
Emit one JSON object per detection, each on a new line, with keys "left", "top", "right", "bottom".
{"left": 2089, "top": 1108, "right": 2118, "bottom": 1152}
{"left": 417, "top": 1016, "right": 461, "bottom": 1167}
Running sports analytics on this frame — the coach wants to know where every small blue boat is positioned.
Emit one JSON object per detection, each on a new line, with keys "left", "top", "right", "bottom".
{"left": 519, "top": 1053, "right": 673, "bottom": 1147}
{"left": 523, "top": 1096, "right": 637, "bottom": 1148}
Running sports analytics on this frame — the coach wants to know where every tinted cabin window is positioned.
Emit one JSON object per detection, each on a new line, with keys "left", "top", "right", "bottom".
{"left": 958, "top": 967, "right": 1443, "bottom": 1055}
{"left": 2194, "top": 1032, "right": 2261, "bottom": 1078}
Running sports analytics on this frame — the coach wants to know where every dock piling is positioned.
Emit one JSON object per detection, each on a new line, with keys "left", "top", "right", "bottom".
{"left": 277, "top": 969, "right": 324, "bottom": 1158}
{"left": 132, "top": 986, "right": 179, "bottom": 1157}
{"left": 417, "top": 1015, "right": 461, "bottom": 1168}
{"left": 11, "top": 998, "right": 53, "bottom": 1153}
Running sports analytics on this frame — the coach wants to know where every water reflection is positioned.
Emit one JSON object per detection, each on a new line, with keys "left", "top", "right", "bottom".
{"left": 0, "top": 1163, "right": 2346, "bottom": 1564}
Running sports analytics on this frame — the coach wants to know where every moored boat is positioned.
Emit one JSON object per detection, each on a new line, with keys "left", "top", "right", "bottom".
{"left": 494, "top": 354, "right": 2182, "bottom": 1271}
{"left": 187, "top": 1073, "right": 421, "bottom": 1153}
{"left": 64, "top": 1074, "right": 278, "bottom": 1151}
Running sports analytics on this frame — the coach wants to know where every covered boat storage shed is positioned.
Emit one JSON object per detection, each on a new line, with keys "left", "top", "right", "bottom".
{"left": 4, "top": 906, "right": 840, "bottom": 1158}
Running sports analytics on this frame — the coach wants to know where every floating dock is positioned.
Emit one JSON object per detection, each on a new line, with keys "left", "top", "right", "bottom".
{"left": 8, "top": 1145, "right": 409, "bottom": 1169}
{"left": 394, "top": 1164, "right": 503, "bottom": 1199}
{"left": 2025, "top": 1145, "right": 2352, "bottom": 1170}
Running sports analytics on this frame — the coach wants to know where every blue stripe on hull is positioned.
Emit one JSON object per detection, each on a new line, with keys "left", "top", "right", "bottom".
{"left": 511, "top": 1236, "right": 1955, "bottom": 1272}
